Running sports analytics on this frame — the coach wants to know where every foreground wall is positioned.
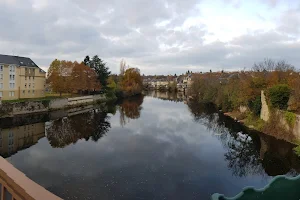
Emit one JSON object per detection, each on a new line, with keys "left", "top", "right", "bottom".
{"left": 0, "top": 157, "right": 62, "bottom": 200}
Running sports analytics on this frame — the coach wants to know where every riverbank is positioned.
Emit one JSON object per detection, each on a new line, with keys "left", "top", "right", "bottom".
{"left": 0, "top": 93, "right": 117, "bottom": 118}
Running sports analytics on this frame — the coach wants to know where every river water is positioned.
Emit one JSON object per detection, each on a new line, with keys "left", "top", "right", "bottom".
{"left": 1, "top": 91, "right": 300, "bottom": 200}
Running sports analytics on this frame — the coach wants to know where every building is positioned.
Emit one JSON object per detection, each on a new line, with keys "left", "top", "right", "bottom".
{"left": 0, "top": 54, "right": 46, "bottom": 100}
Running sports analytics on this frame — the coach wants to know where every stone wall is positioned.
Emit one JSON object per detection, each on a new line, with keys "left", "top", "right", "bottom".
{"left": 67, "top": 96, "right": 93, "bottom": 106}
{"left": 260, "top": 90, "right": 300, "bottom": 141}
{"left": 49, "top": 98, "right": 68, "bottom": 110}
{"left": 260, "top": 90, "right": 270, "bottom": 121}
{"left": 0, "top": 94, "right": 108, "bottom": 117}
{"left": 12, "top": 101, "right": 48, "bottom": 115}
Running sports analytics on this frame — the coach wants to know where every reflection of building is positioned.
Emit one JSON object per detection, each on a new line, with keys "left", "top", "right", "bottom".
{"left": 146, "top": 91, "right": 188, "bottom": 102}
{"left": 0, "top": 122, "right": 45, "bottom": 157}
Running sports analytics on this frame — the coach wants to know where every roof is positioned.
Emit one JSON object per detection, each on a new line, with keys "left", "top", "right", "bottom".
{"left": 0, "top": 54, "right": 39, "bottom": 68}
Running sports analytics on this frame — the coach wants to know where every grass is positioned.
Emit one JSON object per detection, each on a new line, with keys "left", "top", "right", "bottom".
{"left": 285, "top": 111, "right": 297, "bottom": 127}
{"left": 244, "top": 113, "right": 265, "bottom": 131}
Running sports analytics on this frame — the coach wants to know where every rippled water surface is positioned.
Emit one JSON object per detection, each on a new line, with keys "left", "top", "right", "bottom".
{"left": 1, "top": 92, "right": 300, "bottom": 200}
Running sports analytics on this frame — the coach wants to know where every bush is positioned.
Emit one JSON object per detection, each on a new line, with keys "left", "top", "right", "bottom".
{"left": 268, "top": 84, "right": 290, "bottom": 110}
{"left": 248, "top": 96, "right": 261, "bottom": 116}
{"left": 284, "top": 111, "right": 296, "bottom": 127}
{"left": 222, "top": 94, "right": 233, "bottom": 112}
{"left": 294, "top": 145, "right": 300, "bottom": 157}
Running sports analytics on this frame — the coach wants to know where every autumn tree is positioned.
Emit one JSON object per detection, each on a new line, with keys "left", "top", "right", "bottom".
{"left": 120, "top": 68, "right": 143, "bottom": 96}
{"left": 71, "top": 62, "right": 100, "bottom": 94}
{"left": 47, "top": 59, "right": 73, "bottom": 96}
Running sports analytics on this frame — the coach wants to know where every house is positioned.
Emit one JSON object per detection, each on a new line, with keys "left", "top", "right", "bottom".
{"left": 0, "top": 54, "right": 46, "bottom": 100}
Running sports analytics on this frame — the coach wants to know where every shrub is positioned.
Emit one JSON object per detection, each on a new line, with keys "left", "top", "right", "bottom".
{"left": 248, "top": 96, "right": 261, "bottom": 116}
{"left": 284, "top": 111, "right": 296, "bottom": 127}
{"left": 294, "top": 145, "right": 300, "bottom": 157}
{"left": 222, "top": 94, "right": 233, "bottom": 112}
{"left": 268, "top": 84, "right": 290, "bottom": 110}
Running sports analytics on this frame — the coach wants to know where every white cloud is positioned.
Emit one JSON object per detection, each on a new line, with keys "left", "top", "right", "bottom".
{"left": 0, "top": 0, "right": 299, "bottom": 74}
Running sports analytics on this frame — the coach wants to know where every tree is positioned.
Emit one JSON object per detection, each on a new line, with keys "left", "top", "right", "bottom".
{"left": 107, "top": 76, "right": 117, "bottom": 91}
{"left": 71, "top": 62, "right": 100, "bottom": 94}
{"left": 83, "top": 56, "right": 91, "bottom": 67}
{"left": 268, "top": 84, "right": 291, "bottom": 110}
{"left": 121, "top": 68, "right": 143, "bottom": 96}
{"left": 120, "top": 59, "right": 127, "bottom": 76}
{"left": 84, "top": 55, "right": 111, "bottom": 89}
{"left": 47, "top": 59, "right": 73, "bottom": 96}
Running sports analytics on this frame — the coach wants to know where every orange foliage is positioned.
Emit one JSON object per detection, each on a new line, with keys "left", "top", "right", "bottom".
{"left": 48, "top": 59, "right": 101, "bottom": 95}
{"left": 71, "top": 62, "right": 101, "bottom": 93}
{"left": 121, "top": 68, "right": 143, "bottom": 96}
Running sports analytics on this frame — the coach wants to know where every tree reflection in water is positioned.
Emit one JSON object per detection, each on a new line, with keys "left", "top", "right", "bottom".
{"left": 46, "top": 110, "right": 111, "bottom": 148}
{"left": 187, "top": 100, "right": 300, "bottom": 177}
{"left": 119, "top": 95, "right": 144, "bottom": 126}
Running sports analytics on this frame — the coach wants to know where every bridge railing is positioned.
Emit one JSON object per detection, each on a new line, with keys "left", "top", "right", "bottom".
{"left": 0, "top": 157, "right": 62, "bottom": 200}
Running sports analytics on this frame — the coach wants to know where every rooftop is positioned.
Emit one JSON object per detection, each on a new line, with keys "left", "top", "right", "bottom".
{"left": 0, "top": 54, "right": 39, "bottom": 68}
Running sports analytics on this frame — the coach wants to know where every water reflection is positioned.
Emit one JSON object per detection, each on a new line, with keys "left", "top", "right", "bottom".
{"left": 119, "top": 95, "right": 144, "bottom": 126}
{"left": 0, "top": 122, "right": 45, "bottom": 157}
{"left": 187, "top": 100, "right": 300, "bottom": 177}
{"left": 46, "top": 110, "right": 111, "bottom": 148}
{"left": 145, "top": 90, "right": 188, "bottom": 102}
{"left": 1, "top": 92, "right": 300, "bottom": 200}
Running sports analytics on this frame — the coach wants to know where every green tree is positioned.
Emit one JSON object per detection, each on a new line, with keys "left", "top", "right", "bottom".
{"left": 268, "top": 84, "right": 291, "bottom": 110}
{"left": 107, "top": 76, "right": 117, "bottom": 91}
{"left": 83, "top": 56, "right": 91, "bottom": 67}
{"left": 84, "top": 55, "right": 111, "bottom": 89}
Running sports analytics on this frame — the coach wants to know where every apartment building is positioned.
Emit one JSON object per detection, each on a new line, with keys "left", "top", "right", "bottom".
{"left": 0, "top": 54, "right": 46, "bottom": 100}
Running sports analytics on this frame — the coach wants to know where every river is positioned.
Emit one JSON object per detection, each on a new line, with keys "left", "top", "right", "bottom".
{"left": 1, "top": 91, "right": 300, "bottom": 200}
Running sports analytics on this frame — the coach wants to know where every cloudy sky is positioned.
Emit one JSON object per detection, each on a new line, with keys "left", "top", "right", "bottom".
{"left": 0, "top": 0, "right": 299, "bottom": 74}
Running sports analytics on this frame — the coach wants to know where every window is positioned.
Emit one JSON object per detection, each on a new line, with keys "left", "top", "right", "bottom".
{"left": 32, "top": 90, "right": 35, "bottom": 95}
{"left": 0, "top": 83, "right": 2, "bottom": 89}
{"left": 29, "top": 76, "right": 31, "bottom": 80}
{"left": 23, "top": 90, "right": 25, "bottom": 94}
{"left": 33, "top": 83, "right": 35, "bottom": 88}
{"left": 28, "top": 90, "right": 30, "bottom": 94}
{"left": 13, "top": 75, "right": 15, "bottom": 80}
{"left": 0, "top": 74, "right": 2, "bottom": 80}
{"left": 0, "top": 65, "right": 3, "bottom": 71}
{"left": 33, "top": 76, "right": 35, "bottom": 80}
{"left": 9, "top": 75, "right": 15, "bottom": 81}
{"left": 9, "top": 91, "right": 14, "bottom": 97}
{"left": 0, "top": 92, "right": 2, "bottom": 97}
{"left": 25, "top": 76, "right": 27, "bottom": 80}
{"left": 9, "top": 83, "right": 14, "bottom": 89}
{"left": 9, "top": 65, "right": 15, "bottom": 72}
{"left": 25, "top": 83, "right": 27, "bottom": 88}
{"left": 29, "top": 83, "right": 31, "bottom": 88}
